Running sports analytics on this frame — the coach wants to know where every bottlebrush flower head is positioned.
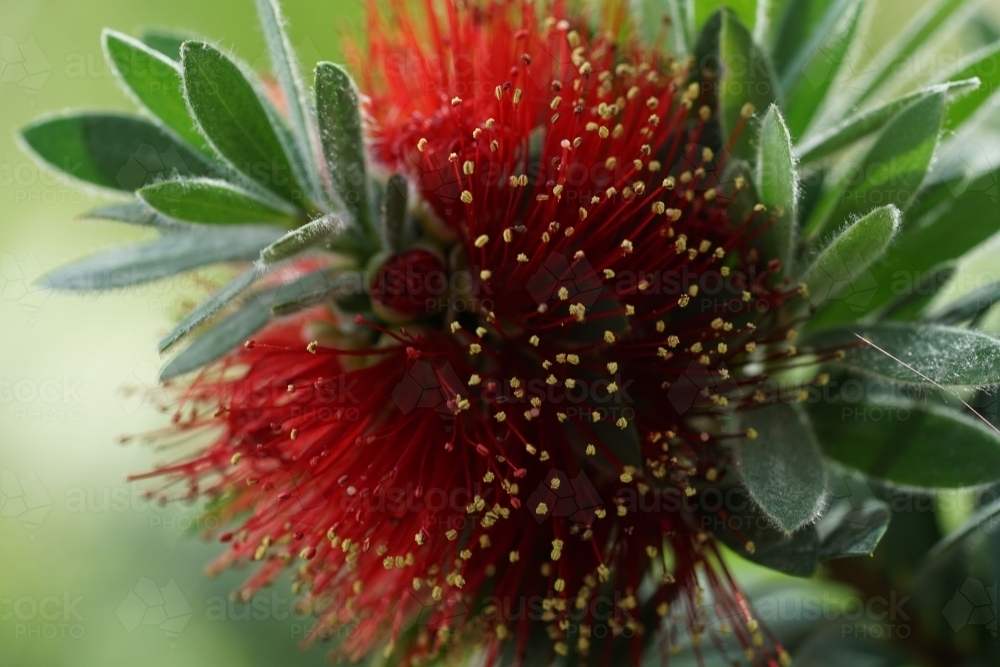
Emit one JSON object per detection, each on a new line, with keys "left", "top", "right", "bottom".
{"left": 137, "top": 1, "right": 818, "bottom": 664}
{"left": 24, "top": 0, "right": 1000, "bottom": 665}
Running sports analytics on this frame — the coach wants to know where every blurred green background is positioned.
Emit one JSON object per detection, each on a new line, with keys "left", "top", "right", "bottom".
{"left": 1, "top": 0, "right": 998, "bottom": 666}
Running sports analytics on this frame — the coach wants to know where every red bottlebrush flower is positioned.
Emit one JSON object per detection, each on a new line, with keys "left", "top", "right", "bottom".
{"left": 138, "top": 1, "right": 828, "bottom": 665}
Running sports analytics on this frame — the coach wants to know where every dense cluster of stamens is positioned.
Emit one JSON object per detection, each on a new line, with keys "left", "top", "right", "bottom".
{"left": 137, "top": 2, "right": 845, "bottom": 666}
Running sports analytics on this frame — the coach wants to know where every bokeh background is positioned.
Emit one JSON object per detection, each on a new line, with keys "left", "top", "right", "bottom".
{"left": 1, "top": 1, "right": 998, "bottom": 665}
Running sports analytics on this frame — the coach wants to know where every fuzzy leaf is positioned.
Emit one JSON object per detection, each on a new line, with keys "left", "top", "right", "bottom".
{"left": 716, "top": 10, "right": 781, "bottom": 160}
{"left": 19, "top": 112, "right": 212, "bottom": 191}
{"left": 737, "top": 402, "right": 828, "bottom": 534}
{"left": 780, "top": 0, "right": 863, "bottom": 138}
{"left": 160, "top": 297, "right": 271, "bottom": 379}
{"left": 269, "top": 271, "right": 362, "bottom": 315}
{"left": 800, "top": 205, "right": 900, "bottom": 310}
{"left": 181, "top": 42, "right": 308, "bottom": 207}
{"left": 808, "top": 399, "right": 1000, "bottom": 489}
{"left": 817, "top": 498, "right": 891, "bottom": 560}
{"left": 735, "top": 526, "right": 820, "bottom": 578}
{"left": 756, "top": 105, "right": 798, "bottom": 270}
{"left": 807, "top": 323, "right": 1000, "bottom": 389}
{"left": 158, "top": 268, "right": 259, "bottom": 352}
{"left": 103, "top": 30, "right": 211, "bottom": 153}
{"left": 808, "top": 167, "right": 999, "bottom": 328}
{"left": 804, "top": 93, "right": 943, "bottom": 238}
{"left": 39, "top": 226, "right": 280, "bottom": 290}
{"left": 160, "top": 268, "right": 338, "bottom": 378}
{"left": 315, "top": 62, "right": 374, "bottom": 238}
{"left": 139, "top": 178, "right": 298, "bottom": 225}
{"left": 708, "top": 487, "right": 820, "bottom": 577}
{"left": 259, "top": 214, "right": 345, "bottom": 266}
{"left": 938, "top": 41, "right": 1000, "bottom": 131}
{"left": 254, "top": 0, "right": 315, "bottom": 173}
{"left": 81, "top": 200, "right": 187, "bottom": 229}
{"left": 795, "top": 80, "right": 976, "bottom": 163}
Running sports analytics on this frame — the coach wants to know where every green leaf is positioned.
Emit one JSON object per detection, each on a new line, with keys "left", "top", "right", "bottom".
{"left": 807, "top": 168, "right": 998, "bottom": 328}
{"left": 39, "top": 226, "right": 280, "bottom": 290}
{"left": 669, "top": 0, "right": 696, "bottom": 55}
{"left": 974, "top": 17, "right": 1000, "bottom": 44}
{"left": 751, "top": 0, "right": 777, "bottom": 44}
{"left": 709, "top": 488, "right": 820, "bottom": 577}
{"left": 180, "top": 41, "right": 309, "bottom": 207}
{"left": 259, "top": 214, "right": 344, "bottom": 266}
{"left": 807, "top": 323, "right": 1000, "bottom": 389}
{"left": 381, "top": 173, "right": 409, "bottom": 253}
{"left": 737, "top": 402, "right": 828, "bottom": 534}
{"left": 255, "top": 0, "right": 323, "bottom": 209}
{"left": 102, "top": 30, "right": 211, "bottom": 153}
{"left": 853, "top": 0, "right": 974, "bottom": 104}
{"left": 139, "top": 28, "right": 193, "bottom": 61}
{"left": 794, "top": 626, "right": 915, "bottom": 666}
{"left": 925, "top": 123, "right": 1000, "bottom": 190}
{"left": 269, "top": 272, "right": 362, "bottom": 315}
{"left": 743, "top": 525, "right": 818, "bottom": 577}
{"left": 808, "top": 399, "right": 1000, "bottom": 489}
{"left": 161, "top": 296, "right": 271, "bottom": 379}
{"left": 817, "top": 498, "right": 891, "bottom": 560}
{"left": 874, "top": 263, "right": 956, "bottom": 322}
{"left": 253, "top": 0, "right": 320, "bottom": 191}
{"left": 139, "top": 178, "right": 298, "bottom": 225}
{"left": 694, "top": 0, "right": 757, "bottom": 32}
{"left": 160, "top": 268, "right": 338, "bottom": 378}
{"left": 937, "top": 41, "right": 1000, "bottom": 131}
{"left": 637, "top": 0, "right": 694, "bottom": 56}
{"left": 926, "top": 281, "right": 1000, "bottom": 325}
{"left": 780, "top": 0, "right": 863, "bottom": 138}
{"left": 19, "top": 112, "right": 212, "bottom": 191}
{"left": 756, "top": 105, "right": 798, "bottom": 270}
{"left": 315, "top": 62, "right": 374, "bottom": 237}
{"left": 804, "top": 93, "right": 943, "bottom": 239}
{"left": 795, "top": 80, "right": 976, "bottom": 164}
{"left": 715, "top": 10, "right": 781, "bottom": 160}
{"left": 800, "top": 205, "right": 901, "bottom": 310}
{"left": 158, "top": 268, "right": 259, "bottom": 352}
{"left": 770, "top": 0, "right": 852, "bottom": 77}
{"left": 81, "top": 200, "right": 187, "bottom": 229}
{"left": 918, "top": 495, "right": 1000, "bottom": 573}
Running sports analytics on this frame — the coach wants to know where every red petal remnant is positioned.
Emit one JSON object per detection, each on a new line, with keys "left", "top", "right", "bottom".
{"left": 371, "top": 247, "right": 448, "bottom": 320}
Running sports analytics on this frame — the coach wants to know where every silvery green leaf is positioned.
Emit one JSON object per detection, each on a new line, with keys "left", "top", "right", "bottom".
{"left": 39, "top": 226, "right": 281, "bottom": 291}
{"left": 737, "top": 402, "right": 828, "bottom": 534}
